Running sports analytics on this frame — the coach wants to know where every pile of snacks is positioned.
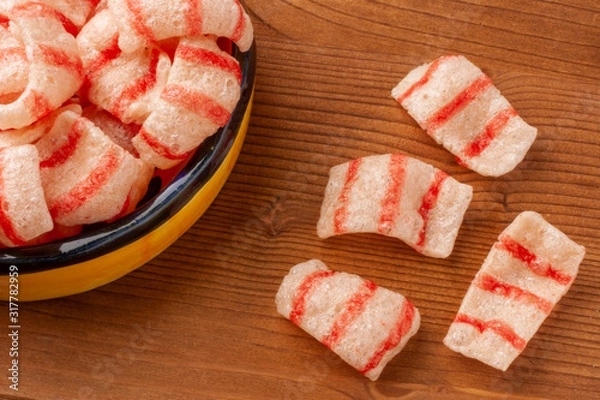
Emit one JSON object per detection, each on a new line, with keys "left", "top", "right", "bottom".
{"left": 276, "top": 55, "right": 586, "bottom": 380}
{"left": 0, "top": 0, "right": 253, "bottom": 247}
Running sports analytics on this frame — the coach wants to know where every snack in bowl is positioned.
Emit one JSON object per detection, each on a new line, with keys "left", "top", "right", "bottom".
{"left": 0, "top": 0, "right": 255, "bottom": 300}
{"left": 0, "top": 1, "right": 84, "bottom": 129}
{"left": 317, "top": 153, "right": 473, "bottom": 258}
{"left": 131, "top": 35, "right": 242, "bottom": 169}
{"left": 443, "top": 211, "right": 585, "bottom": 371}
{"left": 106, "top": 0, "right": 254, "bottom": 53}
{"left": 276, "top": 259, "right": 420, "bottom": 381}
{"left": 392, "top": 55, "right": 537, "bottom": 177}
{"left": 76, "top": 7, "right": 172, "bottom": 125}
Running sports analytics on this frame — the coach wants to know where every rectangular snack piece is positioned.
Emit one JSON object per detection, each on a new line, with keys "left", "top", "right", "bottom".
{"left": 443, "top": 211, "right": 585, "bottom": 371}
{"left": 392, "top": 55, "right": 537, "bottom": 177}
{"left": 276, "top": 259, "right": 420, "bottom": 381}
{"left": 317, "top": 153, "right": 473, "bottom": 258}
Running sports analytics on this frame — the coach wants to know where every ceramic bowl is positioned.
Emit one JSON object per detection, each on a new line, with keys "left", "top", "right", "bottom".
{"left": 0, "top": 42, "right": 256, "bottom": 301}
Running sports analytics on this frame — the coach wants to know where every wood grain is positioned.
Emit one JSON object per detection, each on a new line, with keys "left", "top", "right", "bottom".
{"left": 3, "top": 1, "right": 599, "bottom": 399}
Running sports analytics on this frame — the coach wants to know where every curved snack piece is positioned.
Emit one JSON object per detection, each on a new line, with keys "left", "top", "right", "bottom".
{"left": 317, "top": 153, "right": 473, "bottom": 258}
{"left": 443, "top": 211, "right": 586, "bottom": 371}
{"left": 77, "top": 8, "right": 171, "bottom": 125}
{"left": 35, "top": 110, "right": 142, "bottom": 226}
{"left": 132, "top": 35, "right": 241, "bottom": 169}
{"left": 107, "top": 0, "right": 254, "bottom": 53}
{"left": 0, "top": 144, "right": 53, "bottom": 247}
{"left": 0, "top": 1, "right": 83, "bottom": 129}
{"left": 392, "top": 55, "right": 537, "bottom": 177}
{"left": 276, "top": 259, "right": 420, "bottom": 381}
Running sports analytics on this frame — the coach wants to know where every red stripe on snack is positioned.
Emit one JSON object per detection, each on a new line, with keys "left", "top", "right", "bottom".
{"left": 49, "top": 150, "right": 123, "bottom": 218}
{"left": 496, "top": 235, "right": 572, "bottom": 286}
{"left": 416, "top": 170, "right": 448, "bottom": 248}
{"left": 0, "top": 153, "right": 27, "bottom": 246}
{"left": 461, "top": 107, "right": 518, "bottom": 159}
{"left": 322, "top": 280, "right": 378, "bottom": 349}
{"left": 85, "top": 0, "right": 102, "bottom": 8}
{"left": 138, "top": 128, "right": 192, "bottom": 161}
{"left": 124, "top": 0, "right": 156, "bottom": 43}
{"left": 333, "top": 158, "right": 362, "bottom": 234}
{"left": 453, "top": 313, "right": 526, "bottom": 351}
{"left": 111, "top": 47, "right": 161, "bottom": 120}
{"left": 290, "top": 270, "right": 337, "bottom": 326}
{"left": 160, "top": 84, "right": 231, "bottom": 126}
{"left": 40, "top": 119, "right": 84, "bottom": 169}
{"left": 85, "top": 34, "right": 122, "bottom": 77}
{"left": 25, "top": 89, "right": 53, "bottom": 121}
{"left": 360, "top": 300, "right": 416, "bottom": 375}
{"left": 0, "top": 14, "right": 9, "bottom": 28}
{"left": 35, "top": 44, "right": 83, "bottom": 78}
{"left": 231, "top": 0, "right": 247, "bottom": 43}
{"left": 426, "top": 74, "right": 493, "bottom": 133}
{"left": 10, "top": 2, "right": 78, "bottom": 36}
{"left": 184, "top": 0, "right": 203, "bottom": 36}
{"left": 176, "top": 43, "right": 242, "bottom": 84}
{"left": 378, "top": 154, "right": 407, "bottom": 235}
{"left": 80, "top": 35, "right": 122, "bottom": 101}
{"left": 395, "top": 55, "right": 455, "bottom": 104}
{"left": 475, "top": 273, "right": 553, "bottom": 314}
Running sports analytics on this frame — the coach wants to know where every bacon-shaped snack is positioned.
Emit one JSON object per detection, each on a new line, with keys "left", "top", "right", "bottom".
{"left": 0, "top": 2, "right": 84, "bottom": 130}
{"left": 132, "top": 35, "right": 241, "bottom": 169}
{"left": 317, "top": 154, "right": 473, "bottom": 258}
{"left": 35, "top": 110, "right": 143, "bottom": 226}
{"left": 0, "top": 144, "right": 53, "bottom": 247}
{"left": 82, "top": 106, "right": 155, "bottom": 219}
{"left": 443, "top": 211, "right": 585, "bottom": 371}
{"left": 392, "top": 55, "right": 537, "bottom": 177}
{"left": 106, "top": 0, "right": 254, "bottom": 53}
{"left": 0, "top": 103, "right": 81, "bottom": 149}
{"left": 276, "top": 259, "right": 420, "bottom": 381}
{"left": 1, "top": 0, "right": 99, "bottom": 31}
{"left": 77, "top": 8, "right": 171, "bottom": 125}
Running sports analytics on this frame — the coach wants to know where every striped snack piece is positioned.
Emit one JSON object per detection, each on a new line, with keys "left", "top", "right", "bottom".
{"left": 1, "top": 0, "right": 100, "bottom": 31}
{"left": 107, "top": 0, "right": 254, "bottom": 54}
{"left": 0, "top": 144, "right": 53, "bottom": 247}
{"left": 276, "top": 259, "right": 420, "bottom": 381}
{"left": 77, "top": 8, "right": 171, "bottom": 125}
{"left": 392, "top": 55, "right": 537, "bottom": 177}
{"left": 317, "top": 154, "right": 473, "bottom": 258}
{"left": 443, "top": 211, "right": 585, "bottom": 371}
{"left": 132, "top": 35, "right": 241, "bottom": 169}
{"left": 0, "top": 1, "right": 83, "bottom": 129}
{"left": 35, "top": 110, "right": 142, "bottom": 226}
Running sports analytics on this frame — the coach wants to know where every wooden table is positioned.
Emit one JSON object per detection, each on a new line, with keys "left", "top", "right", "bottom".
{"left": 5, "top": 1, "right": 599, "bottom": 399}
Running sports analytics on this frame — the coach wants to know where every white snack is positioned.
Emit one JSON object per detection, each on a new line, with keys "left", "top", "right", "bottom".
{"left": 107, "top": 0, "right": 254, "bottom": 53}
{"left": 443, "top": 211, "right": 586, "bottom": 371}
{"left": 35, "top": 111, "right": 142, "bottom": 226}
{"left": 392, "top": 55, "right": 537, "bottom": 177}
{"left": 276, "top": 259, "right": 420, "bottom": 381}
{"left": 132, "top": 35, "right": 241, "bottom": 169}
{"left": 317, "top": 153, "right": 473, "bottom": 258}
{"left": 0, "top": 1, "right": 83, "bottom": 129}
